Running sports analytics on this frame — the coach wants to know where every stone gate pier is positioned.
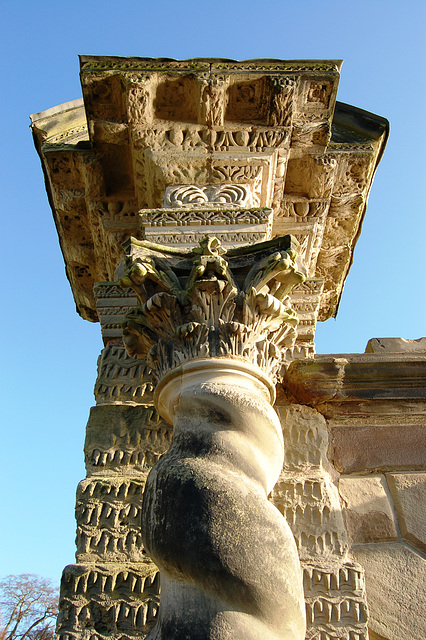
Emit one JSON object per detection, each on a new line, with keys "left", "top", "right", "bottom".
{"left": 31, "top": 57, "right": 425, "bottom": 640}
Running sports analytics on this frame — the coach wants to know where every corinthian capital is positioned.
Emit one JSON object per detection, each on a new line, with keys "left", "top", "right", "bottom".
{"left": 119, "top": 234, "right": 306, "bottom": 384}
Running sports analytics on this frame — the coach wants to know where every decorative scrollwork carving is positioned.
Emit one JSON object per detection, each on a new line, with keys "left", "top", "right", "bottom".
{"left": 163, "top": 183, "right": 254, "bottom": 208}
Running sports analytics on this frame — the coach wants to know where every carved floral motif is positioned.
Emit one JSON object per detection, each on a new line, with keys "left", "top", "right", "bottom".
{"left": 163, "top": 183, "right": 253, "bottom": 208}
{"left": 119, "top": 235, "right": 306, "bottom": 382}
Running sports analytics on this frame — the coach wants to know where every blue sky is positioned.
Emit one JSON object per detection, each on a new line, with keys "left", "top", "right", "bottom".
{"left": 1, "top": 0, "right": 425, "bottom": 588}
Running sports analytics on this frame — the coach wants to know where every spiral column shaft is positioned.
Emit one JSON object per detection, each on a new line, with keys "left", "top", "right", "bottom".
{"left": 142, "top": 363, "right": 306, "bottom": 640}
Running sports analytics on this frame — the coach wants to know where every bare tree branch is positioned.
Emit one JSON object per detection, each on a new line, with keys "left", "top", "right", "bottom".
{"left": 0, "top": 575, "right": 58, "bottom": 640}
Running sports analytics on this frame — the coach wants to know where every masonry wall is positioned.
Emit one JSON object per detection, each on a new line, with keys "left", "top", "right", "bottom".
{"left": 56, "top": 341, "right": 425, "bottom": 640}
{"left": 284, "top": 343, "right": 426, "bottom": 640}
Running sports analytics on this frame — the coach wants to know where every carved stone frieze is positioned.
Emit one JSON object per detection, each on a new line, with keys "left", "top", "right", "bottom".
{"left": 286, "top": 278, "right": 323, "bottom": 356}
{"left": 93, "top": 343, "right": 154, "bottom": 403}
{"left": 271, "top": 404, "right": 349, "bottom": 560}
{"left": 95, "top": 286, "right": 139, "bottom": 340}
{"left": 212, "top": 126, "right": 290, "bottom": 151}
{"left": 78, "top": 57, "right": 342, "bottom": 74}
{"left": 141, "top": 205, "right": 271, "bottom": 226}
{"left": 141, "top": 204, "right": 273, "bottom": 250}
{"left": 303, "top": 562, "right": 369, "bottom": 640}
{"left": 132, "top": 125, "right": 290, "bottom": 153}
{"left": 118, "top": 235, "right": 306, "bottom": 383}
{"left": 272, "top": 472, "right": 348, "bottom": 558}
{"left": 266, "top": 402, "right": 369, "bottom": 640}
{"left": 142, "top": 229, "right": 267, "bottom": 248}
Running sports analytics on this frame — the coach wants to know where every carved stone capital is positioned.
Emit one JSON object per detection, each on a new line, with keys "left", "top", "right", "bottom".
{"left": 118, "top": 234, "right": 306, "bottom": 385}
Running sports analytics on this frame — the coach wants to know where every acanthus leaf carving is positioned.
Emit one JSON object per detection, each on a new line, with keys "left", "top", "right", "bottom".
{"left": 119, "top": 235, "right": 306, "bottom": 383}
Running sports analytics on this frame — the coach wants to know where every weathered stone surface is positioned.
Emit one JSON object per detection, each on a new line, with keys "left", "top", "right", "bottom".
{"left": 387, "top": 472, "right": 426, "bottom": 552}
{"left": 75, "top": 477, "right": 148, "bottom": 563}
{"left": 273, "top": 471, "right": 348, "bottom": 559}
{"left": 271, "top": 403, "right": 370, "bottom": 640}
{"left": 141, "top": 204, "right": 273, "bottom": 250}
{"left": 330, "top": 425, "right": 426, "bottom": 474}
{"left": 272, "top": 405, "right": 349, "bottom": 560}
{"left": 275, "top": 404, "right": 330, "bottom": 470}
{"left": 368, "top": 630, "right": 390, "bottom": 640}
{"left": 31, "top": 58, "right": 388, "bottom": 323}
{"left": 303, "top": 562, "right": 369, "bottom": 640}
{"left": 284, "top": 352, "right": 426, "bottom": 413}
{"left": 352, "top": 543, "right": 426, "bottom": 640}
{"left": 56, "top": 562, "right": 159, "bottom": 639}
{"left": 283, "top": 351, "right": 426, "bottom": 475}
{"left": 84, "top": 405, "right": 171, "bottom": 476}
{"left": 94, "top": 285, "right": 140, "bottom": 343}
{"left": 94, "top": 343, "right": 155, "bottom": 405}
{"left": 339, "top": 475, "right": 398, "bottom": 543}
{"left": 288, "top": 279, "right": 324, "bottom": 358}
{"left": 365, "top": 337, "right": 426, "bottom": 353}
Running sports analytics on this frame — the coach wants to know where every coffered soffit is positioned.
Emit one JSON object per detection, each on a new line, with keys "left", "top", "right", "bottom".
{"left": 31, "top": 57, "right": 388, "bottom": 322}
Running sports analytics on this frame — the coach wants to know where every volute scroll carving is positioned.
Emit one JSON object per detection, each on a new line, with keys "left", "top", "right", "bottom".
{"left": 119, "top": 234, "right": 306, "bottom": 384}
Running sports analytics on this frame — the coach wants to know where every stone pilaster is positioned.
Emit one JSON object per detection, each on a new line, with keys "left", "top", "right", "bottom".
{"left": 271, "top": 403, "right": 370, "bottom": 640}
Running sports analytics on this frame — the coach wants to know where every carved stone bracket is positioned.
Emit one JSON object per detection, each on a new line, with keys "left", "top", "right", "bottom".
{"left": 118, "top": 234, "right": 306, "bottom": 385}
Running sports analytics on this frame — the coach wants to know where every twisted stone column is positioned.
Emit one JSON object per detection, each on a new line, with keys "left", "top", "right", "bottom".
{"left": 119, "top": 235, "right": 307, "bottom": 640}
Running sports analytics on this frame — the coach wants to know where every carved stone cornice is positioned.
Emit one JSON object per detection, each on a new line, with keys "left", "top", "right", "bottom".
{"left": 31, "top": 59, "right": 388, "bottom": 324}
{"left": 284, "top": 351, "right": 426, "bottom": 424}
{"left": 140, "top": 204, "right": 273, "bottom": 250}
{"left": 78, "top": 57, "right": 343, "bottom": 74}
{"left": 118, "top": 234, "right": 306, "bottom": 385}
